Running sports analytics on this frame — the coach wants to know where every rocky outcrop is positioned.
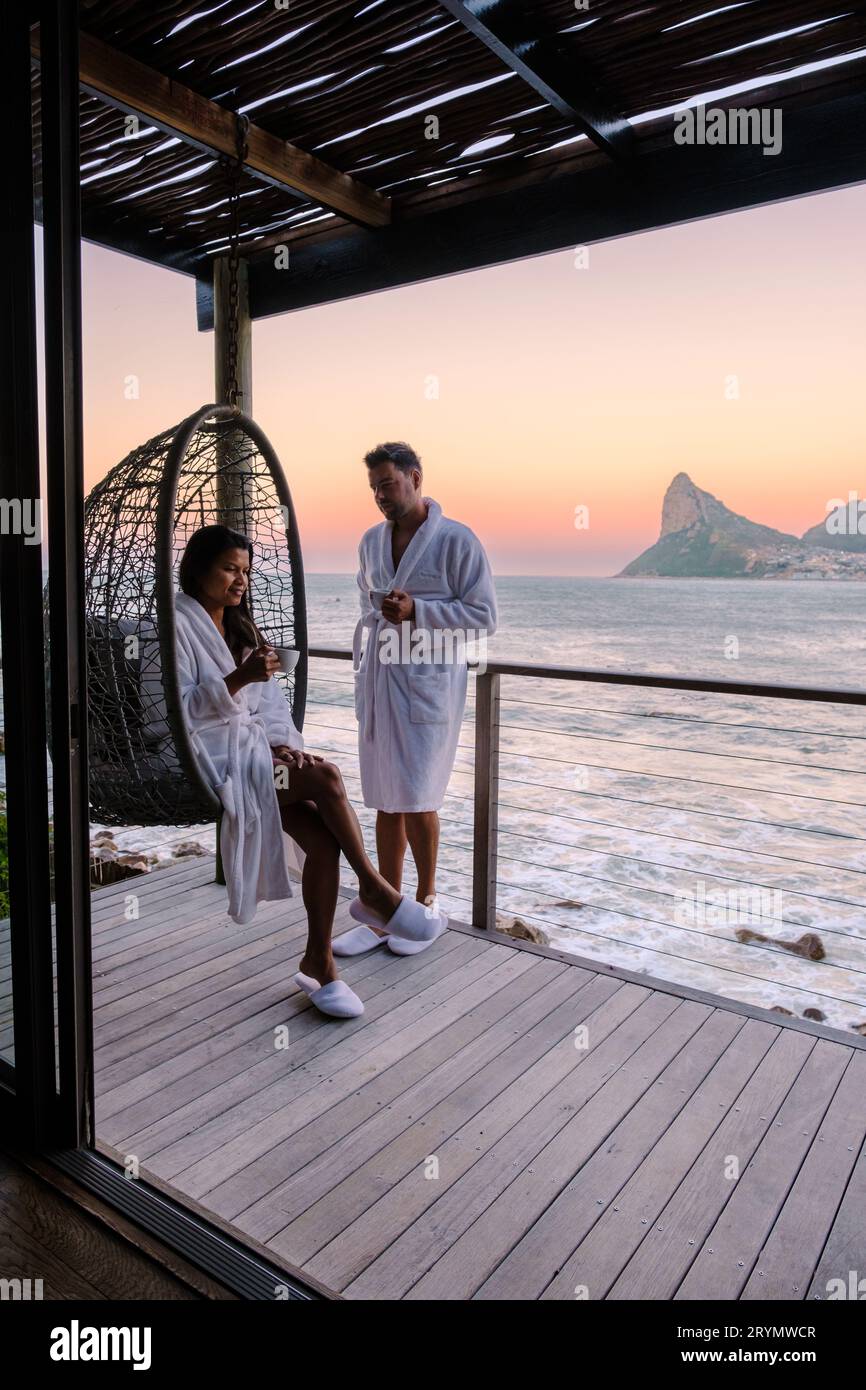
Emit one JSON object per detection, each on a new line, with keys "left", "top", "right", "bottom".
{"left": 620, "top": 473, "right": 866, "bottom": 579}
{"left": 802, "top": 495, "right": 866, "bottom": 551}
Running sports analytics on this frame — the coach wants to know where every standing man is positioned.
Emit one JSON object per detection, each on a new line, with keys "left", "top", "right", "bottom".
{"left": 335, "top": 442, "right": 497, "bottom": 957}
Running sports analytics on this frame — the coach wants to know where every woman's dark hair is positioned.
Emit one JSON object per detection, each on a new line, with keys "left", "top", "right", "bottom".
{"left": 178, "top": 524, "right": 264, "bottom": 662}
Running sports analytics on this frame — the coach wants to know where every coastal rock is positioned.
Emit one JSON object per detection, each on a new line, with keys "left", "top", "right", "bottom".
{"left": 499, "top": 916, "right": 550, "bottom": 947}
{"left": 735, "top": 927, "right": 825, "bottom": 960}
{"left": 171, "top": 840, "right": 209, "bottom": 858}
{"left": 90, "top": 838, "right": 160, "bottom": 887}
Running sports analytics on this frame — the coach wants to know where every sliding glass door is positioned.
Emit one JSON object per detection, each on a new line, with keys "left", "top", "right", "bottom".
{"left": 0, "top": 0, "right": 91, "bottom": 1150}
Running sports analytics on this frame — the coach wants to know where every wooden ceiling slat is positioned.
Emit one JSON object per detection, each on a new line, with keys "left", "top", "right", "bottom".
{"left": 435, "top": 0, "right": 633, "bottom": 160}
{"left": 544, "top": 0, "right": 866, "bottom": 112}
{"left": 49, "top": 0, "right": 866, "bottom": 276}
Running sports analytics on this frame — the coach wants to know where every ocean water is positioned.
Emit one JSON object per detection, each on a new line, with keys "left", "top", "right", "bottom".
{"left": 306, "top": 574, "right": 866, "bottom": 686}
{"left": 304, "top": 576, "right": 866, "bottom": 1033}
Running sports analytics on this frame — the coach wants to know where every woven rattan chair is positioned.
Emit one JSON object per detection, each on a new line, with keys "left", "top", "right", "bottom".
{"left": 83, "top": 403, "right": 307, "bottom": 833}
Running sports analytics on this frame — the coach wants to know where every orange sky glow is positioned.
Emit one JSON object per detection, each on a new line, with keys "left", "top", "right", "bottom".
{"left": 79, "top": 181, "right": 866, "bottom": 575}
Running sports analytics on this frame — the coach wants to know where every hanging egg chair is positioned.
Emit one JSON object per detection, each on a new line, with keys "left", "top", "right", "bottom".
{"left": 83, "top": 403, "right": 308, "bottom": 827}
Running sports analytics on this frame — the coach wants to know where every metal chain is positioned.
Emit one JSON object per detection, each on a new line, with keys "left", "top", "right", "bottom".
{"left": 221, "top": 113, "right": 250, "bottom": 411}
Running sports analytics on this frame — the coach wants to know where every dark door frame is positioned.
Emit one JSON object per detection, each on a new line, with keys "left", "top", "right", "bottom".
{"left": 0, "top": 0, "right": 59, "bottom": 1147}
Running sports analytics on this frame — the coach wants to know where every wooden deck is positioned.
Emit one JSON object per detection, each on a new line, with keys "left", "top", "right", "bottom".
{"left": 85, "top": 857, "right": 866, "bottom": 1300}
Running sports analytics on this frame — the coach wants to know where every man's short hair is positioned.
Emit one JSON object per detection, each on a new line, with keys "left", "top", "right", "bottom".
{"left": 364, "top": 442, "right": 422, "bottom": 475}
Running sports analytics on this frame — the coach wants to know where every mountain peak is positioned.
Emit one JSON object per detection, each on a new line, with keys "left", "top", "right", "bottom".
{"left": 620, "top": 474, "right": 801, "bottom": 578}
{"left": 620, "top": 474, "right": 866, "bottom": 578}
{"left": 660, "top": 472, "right": 717, "bottom": 537}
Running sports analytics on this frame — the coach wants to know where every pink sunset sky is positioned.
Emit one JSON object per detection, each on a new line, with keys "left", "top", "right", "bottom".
{"left": 78, "top": 181, "right": 866, "bottom": 576}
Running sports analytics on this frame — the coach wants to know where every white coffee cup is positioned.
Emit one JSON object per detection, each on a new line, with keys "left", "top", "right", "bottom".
{"left": 272, "top": 645, "right": 300, "bottom": 673}
{"left": 369, "top": 590, "right": 390, "bottom": 611}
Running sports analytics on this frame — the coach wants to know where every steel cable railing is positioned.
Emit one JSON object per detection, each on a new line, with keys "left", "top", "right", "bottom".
{"left": 304, "top": 647, "right": 866, "bottom": 1034}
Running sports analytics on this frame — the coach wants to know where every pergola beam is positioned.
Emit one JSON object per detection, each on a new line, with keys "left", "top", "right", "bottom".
{"left": 30, "top": 28, "right": 391, "bottom": 228}
{"left": 436, "top": 0, "right": 634, "bottom": 162}
{"left": 210, "top": 86, "right": 866, "bottom": 326}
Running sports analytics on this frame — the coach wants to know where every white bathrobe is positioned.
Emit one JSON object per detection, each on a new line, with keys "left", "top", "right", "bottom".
{"left": 353, "top": 497, "right": 497, "bottom": 813}
{"left": 174, "top": 589, "right": 304, "bottom": 924}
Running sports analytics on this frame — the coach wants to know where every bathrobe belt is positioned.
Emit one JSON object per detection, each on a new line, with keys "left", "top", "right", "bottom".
{"left": 352, "top": 610, "right": 383, "bottom": 744}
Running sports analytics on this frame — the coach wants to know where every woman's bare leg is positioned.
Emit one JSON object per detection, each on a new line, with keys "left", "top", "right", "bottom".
{"left": 277, "top": 760, "right": 401, "bottom": 922}
{"left": 279, "top": 799, "right": 341, "bottom": 985}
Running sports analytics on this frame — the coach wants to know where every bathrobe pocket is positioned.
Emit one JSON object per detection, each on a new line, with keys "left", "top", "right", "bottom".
{"left": 407, "top": 666, "right": 450, "bottom": 723}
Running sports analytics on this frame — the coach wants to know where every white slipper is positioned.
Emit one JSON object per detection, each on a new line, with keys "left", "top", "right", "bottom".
{"left": 332, "top": 925, "right": 389, "bottom": 956}
{"left": 293, "top": 971, "right": 364, "bottom": 1018}
{"left": 387, "top": 912, "right": 449, "bottom": 955}
{"left": 349, "top": 894, "right": 444, "bottom": 942}
{"left": 349, "top": 896, "right": 387, "bottom": 928}
{"left": 383, "top": 896, "right": 444, "bottom": 943}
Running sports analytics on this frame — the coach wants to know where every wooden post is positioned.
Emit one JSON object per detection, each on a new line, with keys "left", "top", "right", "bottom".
{"left": 213, "top": 258, "right": 251, "bottom": 884}
{"left": 472, "top": 671, "right": 500, "bottom": 930}
{"left": 213, "top": 255, "right": 253, "bottom": 530}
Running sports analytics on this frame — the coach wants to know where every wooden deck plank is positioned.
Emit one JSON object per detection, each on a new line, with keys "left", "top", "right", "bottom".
{"left": 110, "top": 935, "right": 489, "bottom": 1154}
{"left": 93, "top": 907, "right": 314, "bottom": 1046}
{"left": 534, "top": 1018, "right": 778, "bottom": 1300}
{"left": 170, "top": 939, "right": 516, "bottom": 1203}
{"left": 91, "top": 854, "right": 214, "bottom": 903}
{"left": 362, "top": 1000, "right": 723, "bottom": 1301}
{"left": 94, "top": 900, "right": 311, "bottom": 1014}
{"left": 675, "top": 1039, "right": 852, "bottom": 1299}
{"left": 113, "top": 930, "right": 480, "bottom": 1162}
{"left": 302, "top": 983, "right": 666, "bottom": 1290}
{"left": 80, "top": 859, "right": 866, "bottom": 1300}
{"left": 96, "top": 940, "right": 318, "bottom": 1080}
{"left": 422, "top": 1006, "right": 745, "bottom": 1301}
{"left": 239, "top": 955, "right": 568, "bottom": 1244}
{"left": 94, "top": 916, "right": 312, "bottom": 1032}
{"left": 92, "top": 882, "right": 257, "bottom": 964}
{"left": 100, "top": 930, "right": 480, "bottom": 1143}
{"left": 741, "top": 1048, "right": 866, "bottom": 1299}
{"left": 268, "top": 973, "right": 633, "bottom": 1272}
{"left": 152, "top": 952, "right": 545, "bottom": 1202}
{"left": 805, "top": 1122, "right": 866, "bottom": 1301}
{"left": 114, "top": 934, "right": 478, "bottom": 1162}
{"left": 605, "top": 1028, "right": 815, "bottom": 1299}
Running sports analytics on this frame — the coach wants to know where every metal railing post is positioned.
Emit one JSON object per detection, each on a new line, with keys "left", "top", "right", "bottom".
{"left": 472, "top": 670, "right": 500, "bottom": 930}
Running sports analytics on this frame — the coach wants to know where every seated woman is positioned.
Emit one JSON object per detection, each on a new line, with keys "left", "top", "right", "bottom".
{"left": 173, "top": 524, "right": 439, "bottom": 1019}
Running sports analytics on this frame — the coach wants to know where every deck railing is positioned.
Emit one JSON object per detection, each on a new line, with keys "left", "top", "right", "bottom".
{"left": 311, "top": 645, "right": 866, "bottom": 914}
{"left": 307, "top": 645, "right": 866, "bottom": 1033}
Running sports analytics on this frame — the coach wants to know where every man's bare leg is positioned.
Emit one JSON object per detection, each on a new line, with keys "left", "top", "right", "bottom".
{"left": 365, "top": 810, "right": 408, "bottom": 937}
{"left": 404, "top": 810, "right": 440, "bottom": 907}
